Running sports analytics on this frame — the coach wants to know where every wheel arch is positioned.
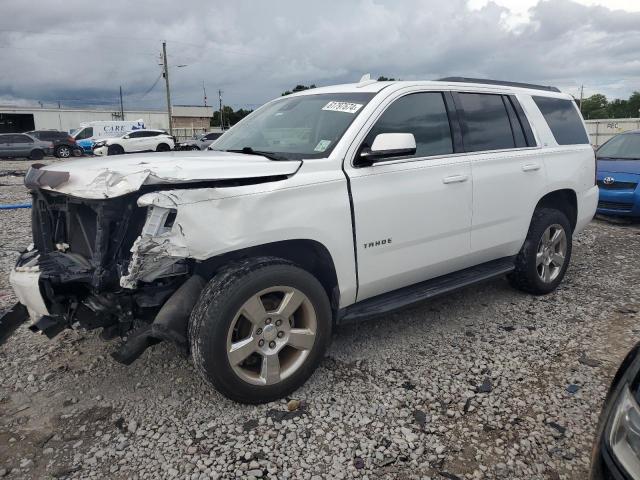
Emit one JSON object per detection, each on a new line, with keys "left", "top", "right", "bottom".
{"left": 196, "top": 239, "right": 340, "bottom": 313}
{"left": 534, "top": 189, "right": 578, "bottom": 232}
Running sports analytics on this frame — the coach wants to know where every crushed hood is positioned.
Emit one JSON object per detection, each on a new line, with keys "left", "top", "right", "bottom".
{"left": 31, "top": 151, "right": 302, "bottom": 199}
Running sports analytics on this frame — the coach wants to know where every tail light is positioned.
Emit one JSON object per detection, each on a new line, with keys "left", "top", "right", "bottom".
{"left": 68, "top": 136, "right": 76, "bottom": 144}
{"left": 49, "top": 142, "right": 54, "bottom": 149}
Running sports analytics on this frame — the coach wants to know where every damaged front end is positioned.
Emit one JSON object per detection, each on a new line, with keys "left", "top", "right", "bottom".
{"left": 2, "top": 173, "right": 204, "bottom": 364}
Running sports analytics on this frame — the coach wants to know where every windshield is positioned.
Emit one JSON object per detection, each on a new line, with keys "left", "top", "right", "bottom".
{"left": 597, "top": 133, "right": 640, "bottom": 160}
{"left": 211, "top": 92, "right": 375, "bottom": 160}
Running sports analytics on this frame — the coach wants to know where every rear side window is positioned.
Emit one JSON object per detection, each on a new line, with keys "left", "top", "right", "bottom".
{"left": 364, "top": 92, "right": 453, "bottom": 158}
{"left": 457, "top": 93, "right": 515, "bottom": 152}
{"left": 532, "top": 96, "right": 589, "bottom": 145}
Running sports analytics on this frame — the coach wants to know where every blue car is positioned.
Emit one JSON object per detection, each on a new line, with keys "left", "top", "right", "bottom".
{"left": 596, "top": 130, "right": 640, "bottom": 217}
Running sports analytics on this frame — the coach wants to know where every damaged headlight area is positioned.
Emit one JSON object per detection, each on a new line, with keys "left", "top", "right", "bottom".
{"left": 1, "top": 188, "right": 203, "bottom": 365}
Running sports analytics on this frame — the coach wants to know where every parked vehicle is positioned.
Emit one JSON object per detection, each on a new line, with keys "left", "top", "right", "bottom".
{"left": 26, "top": 130, "right": 83, "bottom": 158}
{"left": 0, "top": 133, "right": 53, "bottom": 160}
{"left": 72, "top": 119, "right": 146, "bottom": 153}
{"left": 590, "top": 342, "right": 640, "bottom": 480}
{"left": 1, "top": 77, "right": 598, "bottom": 403}
{"left": 177, "top": 131, "right": 223, "bottom": 151}
{"left": 92, "top": 129, "right": 174, "bottom": 155}
{"left": 596, "top": 130, "right": 640, "bottom": 217}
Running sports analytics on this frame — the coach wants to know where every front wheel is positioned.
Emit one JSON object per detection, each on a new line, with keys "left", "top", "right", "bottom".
{"left": 156, "top": 143, "right": 170, "bottom": 152}
{"left": 55, "top": 145, "right": 71, "bottom": 158}
{"left": 29, "top": 149, "right": 44, "bottom": 160}
{"left": 508, "top": 207, "right": 572, "bottom": 295}
{"left": 189, "top": 257, "right": 332, "bottom": 404}
{"left": 107, "top": 144, "right": 124, "bottom": 155}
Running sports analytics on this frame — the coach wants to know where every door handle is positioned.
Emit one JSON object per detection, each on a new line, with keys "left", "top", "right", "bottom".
{"left": 522, "top": 163, "right": 541, "bottom": 172}
{"left": 442, "top": 174, "right": 469, "bottom": 184}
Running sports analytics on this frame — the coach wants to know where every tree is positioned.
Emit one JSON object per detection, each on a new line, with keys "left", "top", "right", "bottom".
{"left": 377, "top": 76, "right": 396, "bottom": 81}
{"left": 211, "top": 106, "right": 252, "bottom": 128}
{"left": 581, "top": 94, "right": 608, "bottom": 119}
{"left": 281, "top": 84, "right": 316, "bottom": 96}
{"left": 628, "top": 91, "right": 640, "bottom": 118}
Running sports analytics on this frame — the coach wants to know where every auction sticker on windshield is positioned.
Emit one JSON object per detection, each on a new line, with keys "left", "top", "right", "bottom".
{"left": 322, "top": 101, "right": 363, "bottom": 114}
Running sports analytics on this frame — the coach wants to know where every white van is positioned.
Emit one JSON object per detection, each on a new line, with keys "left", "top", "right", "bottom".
{"left": 72, "top": 119, "right": 146, "bottom": 152}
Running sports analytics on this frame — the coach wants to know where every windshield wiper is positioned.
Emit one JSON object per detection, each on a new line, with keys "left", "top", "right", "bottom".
{"left": 223, "top": 147, "right": 287, "bottom": 161}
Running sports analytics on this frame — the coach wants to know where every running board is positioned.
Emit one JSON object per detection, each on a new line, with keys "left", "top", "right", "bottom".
{"left": 338, "top": 257, "right": 515, "bottom": 323}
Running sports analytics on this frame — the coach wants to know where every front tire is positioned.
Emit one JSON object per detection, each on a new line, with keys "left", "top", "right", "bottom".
{"left": 189, "top": 257, "right": 332, "bottom": 404}
{"left": 107, "top": 144, "right": 124, "bottom": 155}
{"left": 55, "top": 145, "right": 71, "bottom": 158}
{"left": 508, "top": 207, "right": 572, "bottom": 295}
{"left": 29, "top": 149, "right": 44, "bottom": 160}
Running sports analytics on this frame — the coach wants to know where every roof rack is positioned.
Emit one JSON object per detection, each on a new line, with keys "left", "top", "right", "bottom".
{"left": 438, "top": 77, "right": 561, "bottom": 93}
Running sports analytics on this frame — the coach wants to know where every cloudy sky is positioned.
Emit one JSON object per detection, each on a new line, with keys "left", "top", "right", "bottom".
{"left": 0, "top": 0, "right": 638, "bottom": 111}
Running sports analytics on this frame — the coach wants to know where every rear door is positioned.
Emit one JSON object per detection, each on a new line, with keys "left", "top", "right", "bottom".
{"left": 453, "top": 92, "right": 546, "bottom": 261}
{"left": 0, "top": 134, "right": 11, "bottom": 157}
{"left": 344, "top": 90, "right": 473, "bottom": 301}
{"left": 11, "top": 134, "right": 34, "bottom": 157}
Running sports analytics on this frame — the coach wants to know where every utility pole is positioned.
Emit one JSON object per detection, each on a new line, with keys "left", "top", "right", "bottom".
{"left": 162, "top": 41, "right": 173, "bottom": 136}
{"left": 203, "top": 81, "right": 207, "bottom": 107}
{"left": 218, "top": 89, "right": 224, "bottom": 129}
{"left": 579, "top": 84, "right": 584, "bottom": 113}
{"left": 119, "top": 86, "right": 124, "bottom": 120}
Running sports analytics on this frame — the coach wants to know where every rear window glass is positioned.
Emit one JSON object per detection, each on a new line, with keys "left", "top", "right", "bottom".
{"left": 457, "top": 93, "right": 515, "bottom": 152}
{"left": 533, "top": 96, "right": 589, "bottom": 145}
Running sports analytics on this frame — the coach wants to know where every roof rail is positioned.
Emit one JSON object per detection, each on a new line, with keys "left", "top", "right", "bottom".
{"left": 438, "top": 77, "right": 561, "bottom": 93}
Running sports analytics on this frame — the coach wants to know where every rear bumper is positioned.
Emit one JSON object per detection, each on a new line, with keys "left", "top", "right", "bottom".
{"left": 576, "top": 185, "right": 599, "bottom": 233}
{"left": 93, "top": 146, "right": 108, "bottom": 156}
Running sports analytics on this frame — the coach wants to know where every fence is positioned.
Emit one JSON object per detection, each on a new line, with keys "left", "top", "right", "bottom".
{"left": 585, "top": 118, "right": 640, "bottom": 147}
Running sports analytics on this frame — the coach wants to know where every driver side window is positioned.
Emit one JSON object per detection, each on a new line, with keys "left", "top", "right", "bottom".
{"left": 364, "top": 92, "right": 453, "bottom": 159}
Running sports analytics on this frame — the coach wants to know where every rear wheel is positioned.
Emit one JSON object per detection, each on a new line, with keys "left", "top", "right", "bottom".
{"left": 55, "top": 145, "right": 71, "bottom": 158}
{"left": 29, "top": 149, "right": 44, "bottom": 160}
{"left": 156, "top": 143, "right": 170, "bottom": 152}
{"left": 107, "top": 144, "right": 124, "bottom": 155}
{"left": 508, "top": 207, "right": 572, "bottom": 295}
{"left": 189, "top": 257, "right": 332, "bottom": 404}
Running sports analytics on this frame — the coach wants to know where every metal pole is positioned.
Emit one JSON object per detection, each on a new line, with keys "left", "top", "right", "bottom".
{"left": 119, "top": 86, "right": 124, "bottom": 120}
{"left": 162, "top": 41, "right": 173, "bottom": 136}
{"left": 218, "top": 89, "right": 223, "bottom": 129}
{"left": 579, "top": 85, "right": 584, "bottom": 113}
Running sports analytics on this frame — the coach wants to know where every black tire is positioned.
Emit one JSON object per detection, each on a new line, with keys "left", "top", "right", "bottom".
{"left": 156, "top": 143, "right": 170, "bottom": 152}
{"left": 29, "top": 149, "right": 44, "bottom": 160}
{"left": 508, "top": 207, "right": 572, "bottom": 295}
{"left": 189, "top": 257, "right": 332, "bottom": 404}
{"left": 190, "top": 146, "right": 200, "bottom": 151}
{"left": 55, "top": 145, "right": 72, "bottom": 158}
{"left": 107, "top": 144, "right": 124, "bottom": 155}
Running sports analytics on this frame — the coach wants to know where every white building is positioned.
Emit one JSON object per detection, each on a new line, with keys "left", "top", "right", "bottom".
{"left": 0, "top": 105, "right": 213, "bottom": 139}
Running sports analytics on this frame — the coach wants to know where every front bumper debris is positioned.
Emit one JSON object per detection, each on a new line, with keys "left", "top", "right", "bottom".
{"left": 0, "top": 303, "right": 29, "bottom": 346}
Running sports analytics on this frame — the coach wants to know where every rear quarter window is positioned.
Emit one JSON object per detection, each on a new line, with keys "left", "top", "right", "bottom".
{"left": 532, "top": 96, "right": 589, "bottom": 145}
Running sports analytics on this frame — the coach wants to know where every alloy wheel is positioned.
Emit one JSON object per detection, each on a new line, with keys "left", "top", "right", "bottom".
{"left": 226, "top": 286, "right": 317, "bottom": 386}
{"left": 536, "top": 224, "right": 567, "bottom": 283}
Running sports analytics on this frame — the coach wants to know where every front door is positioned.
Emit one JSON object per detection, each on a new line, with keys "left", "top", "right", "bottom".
{"left": 345, "top": 91, "right": 473, "bottom": 301}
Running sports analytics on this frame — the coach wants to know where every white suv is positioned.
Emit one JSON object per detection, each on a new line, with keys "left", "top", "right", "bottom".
{"left": 3, "top": 77, "right": 598, "bottom": 403}
{"left": 93, "top": 129, "right": 174, "bottom": 155}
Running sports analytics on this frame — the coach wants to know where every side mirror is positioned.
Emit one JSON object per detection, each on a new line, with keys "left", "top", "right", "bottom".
{"left": 356, "top": 133, "right": 416, "bottom": 167}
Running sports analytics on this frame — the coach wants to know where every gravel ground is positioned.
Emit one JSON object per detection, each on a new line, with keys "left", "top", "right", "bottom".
{"left": 1, "top": 158, "right": 639, "bottom": 479}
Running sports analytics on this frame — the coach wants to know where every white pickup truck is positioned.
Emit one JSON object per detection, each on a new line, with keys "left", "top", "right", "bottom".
{"left": 1, "top": 77, "right": 598, "bottom": 403}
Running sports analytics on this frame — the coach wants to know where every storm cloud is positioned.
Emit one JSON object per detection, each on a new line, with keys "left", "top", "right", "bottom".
{"left": 0, "top": 0, "right": 638, "bottom": 110}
